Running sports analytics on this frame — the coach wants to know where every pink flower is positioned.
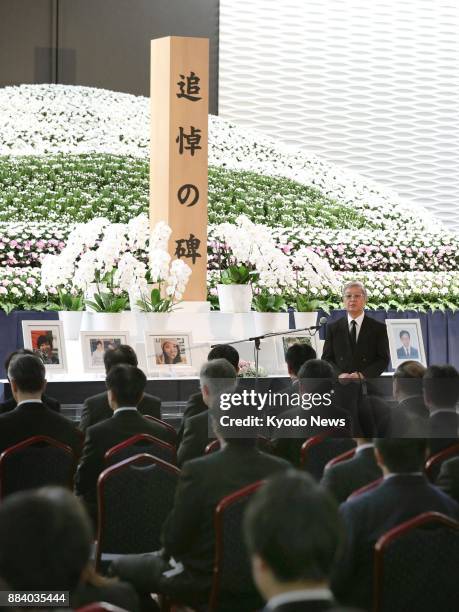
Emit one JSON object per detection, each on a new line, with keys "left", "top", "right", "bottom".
{"left": 27, "top": 278, "right": 35, "bottom": 285}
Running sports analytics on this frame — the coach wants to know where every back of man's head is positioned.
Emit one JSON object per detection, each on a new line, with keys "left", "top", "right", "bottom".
{"left": 423, "top": 365, "right": 459, "bottom": 410}
{"left": 8, "top": 354, "right": 45, "bottom": 394}
{"left": 298, "top": 359, "right": 334, "bottom": 394}
{"left": 0, "top": 487, "right": 92, "bottom": 592}
{"left": 200, "top": 358, "right": 237, "bottom": 405}
{"left": 374, "top": 438, "right": 427, "bottom": 474}
{"left": 104, "top": 344, "right": 138, "bottom": 373}
{"left": 208, "top": 344, "right": 240, "bottom": 372}
{"left": 244, "top": 471, "right": 342, "bottom": 597}
{"left": 393, "top": 360, "right": 426, "bottom": 399}
{"left": 285, "top": 343, "right": 317, "bottom": 377}
{"left": 4, "top": 348, "right": 35, "bottom": 373}
{"left": 106, "top": 364, "right": 147, "bottom": 408}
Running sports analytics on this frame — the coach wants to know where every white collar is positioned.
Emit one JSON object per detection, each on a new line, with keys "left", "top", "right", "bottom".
{"left": 16, "top": 399, "right": 43, "bottom": 407}
{"left": 347, "top": 312, "right": 365, "bottom": 327}
{"left": 384, "top": 472, "right": 423, "bottom": 480}
{"left": 113, "top": 407, "right": 138, "bottom": 415}
{"left": 356, "top": 443, "right": 374, "bottom": 453}
{"left": 267, "top": 588, "right": 333, "bottom": 610}
{"left": 429, "top": 408, "right": 457, "bottom": 417}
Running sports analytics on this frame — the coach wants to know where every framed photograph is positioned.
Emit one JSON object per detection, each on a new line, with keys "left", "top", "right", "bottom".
{"left": 275, "top": 332, "right": 318, "bottom": 373}
{"left": 386, "top": 319, "right": 427, "bottom": 368}
{"left": 80, "top": 331, "right": 130, "bottom": 372}
{"left": 21, "top": 320, "right": 67, "bottom": 372}
{"left": 145, "top": 333, "right": 193, "bottom": 372}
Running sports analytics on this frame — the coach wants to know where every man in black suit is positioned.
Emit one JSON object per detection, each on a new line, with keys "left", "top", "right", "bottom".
{"left": 437, "top": 455, "right": 459, "bottom": 504}
{"left": 79, "top": 345, "right": 161, "bottom": 433}
{"left": 0, "top": 354, "right": 81, "bottom": 455}
{"left": 423, "top": 364, "right": 459, "bottom": 455}
{"left": 244, "top": 471, "right": 357, "bottom": 612}
{"left": 272, "top": 343, "right": 317, "bottom": 416}
{"left": 320, "top": 438, "right": 382, "bottom": 503}
{"left": 0, "top": 349, "right": 61, "bottom": 414}
{"left": 176, "top": 343, "right": 240, "bottom": 445}
{"left": 390, "top": 360, "right": 428, "bottom": 436}
{"left": 110, "top": 395, "right": 289, "bottom": 608}
{"left": 75, "top": 364, "right": 170, "bottom": 524}
{"left": 331, "top": 438, "right": 459, "bottom": 610}
{"left": 322, "top": 281, "right": 389, "bottom": 381}
{"left": 177, "top": 358, "right": 238, "bottom": 466}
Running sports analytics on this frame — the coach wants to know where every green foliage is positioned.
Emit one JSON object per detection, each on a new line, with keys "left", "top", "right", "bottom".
{"left": 252, "top": 291, "right": 286, "bottom": 313}
{"left": 220, "top": 265, "right": 258, "bottom": 285}
{"left": 48, "top": 290, "right": 85, "bottom": 311}
{"left": 85, "top": 292, "right": 129, "bottom": 313}
{"left": 136, "top": 287, "right": 175, "bottom": 313}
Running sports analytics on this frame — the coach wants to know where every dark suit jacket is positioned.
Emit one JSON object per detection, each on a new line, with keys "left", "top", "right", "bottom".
{"left": 428, "top": 410, "right": 459, "bottom": 456}
{"left": 321, "top": 446, "right": 382, "bottom": 503}
{"left": 0, "top": 393, "right": 61, "bottom": 414}
{"left": 322, "top": 315, "right": 389, "bottom": 378}
{"left": 0, "top": 401, "right": 81, "bottom": 455}
{"left": 162, "top": 444, "right": 289, "bottom": 582}
{"left": 331, "top": 474, "right": 459, "bottom": 609}
{"left": 177, "top": 409, "right": 212, "bottom": 467}
{"left": 437, "top": 456, "right": 459, "bottom": 504}
{"left": 263, "top": 601, "right": 360, "bottom": 612}
{"left": 176, "top": 391, "right": 207, "bottom": 447}
{"left": 75, "top": 409, "right": 170, "bottom": 515}
{"left": 79, "top": 390, "right": 161, "bottom": 433}
{"left": 396, "top": 346, "right": 419, "bottom": 359}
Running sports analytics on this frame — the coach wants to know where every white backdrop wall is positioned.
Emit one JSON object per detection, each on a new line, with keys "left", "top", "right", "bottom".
{"left": 219, "top": 0, "right": 459, "bottom": 233}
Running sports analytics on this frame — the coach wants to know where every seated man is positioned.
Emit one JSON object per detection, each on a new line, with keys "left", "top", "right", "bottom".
{"left": 390, "top": 360, "right": 428, "bottom": 436}
{"left": 0, "top": 487, "right": 140, "bottom": 612}
{"left": 320, "top": 437, "right": 382, "bottom": 503}
{"left": 424, "top": 364, "right": 459, "bottom": 455}
{"left": 1, "top": 349, "right": 61, "bottom": 414}
{"left": 176, "top": 343, "right": 240, "bottom": 445}
{"left": 244, "top": 471, "right": 357, "bottom": 612}
{"left": 177, "top": 358, "right": 238, "bottom": 466}
{"left": 110, "top": 392, "right": 290, "bottom": 607}
{"left": 0, "top": 353, "right": 80, "bottom": 455}
{"left": 79, "top": 344, "right": 161, "bottom": 432}
{"left": 75, "top": 364, "right": 171, "bottom": 523}
{"left": 271, "top": 343, "right": 317, "bottom": 417}
{"left": 437, "top": 455, "right": 459, "bottom": 504}
{"left": 331, "top": 438, "right": 459, "bottom": 610}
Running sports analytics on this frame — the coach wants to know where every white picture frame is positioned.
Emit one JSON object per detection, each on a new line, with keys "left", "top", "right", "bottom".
{"left": 80, "top": 331, "right": 130, "bottom": 373}
{"left": 386, "top": 319, "right": 427, "bottom": 368}
{"left": 275, "top": 332, "right": 319, "bottom": 374}
{"left": 144, "top": 332, "right": 193, "bottom": 373}
{"left": 21, "top": 320, "right": 67, "bottom": 373}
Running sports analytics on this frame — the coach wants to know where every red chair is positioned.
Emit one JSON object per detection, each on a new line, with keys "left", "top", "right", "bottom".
{"left": 347, "top": 477, "right": 382, "bottom": 500}
{"left": 205, "top": 436, "right": 274, "bottom": 456}
{"left": 96, "top": 454, "right": 179, "bottom": 570}
{"left": 300, "top": 434, "right": 356, "bottom": 480}
{"left": 324, "top": 447, "right": 356, "bottom": 471}
{"left": 425, "top": 442, "right": 459, "bottom": 482}
{"left": 208, "top": 481, "right": 265, "bottom": 612}
{"left": 144, "top": 415, "right": 177, "bottom": 446}
{"left": 76, "top": 604, "right": 128, "bottom": 612}
{"left": 0, "top": 435, "right": 76, "bottom": 500}
{"left": 104, "top": 433, "right": 177, "bottom": 466}
{"left": 373, "top": 512, "right": 459, "bottom": 612}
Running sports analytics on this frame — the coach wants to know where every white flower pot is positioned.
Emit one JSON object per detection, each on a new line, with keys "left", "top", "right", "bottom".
{"left": 253, "top": 312, "right": 290, "bottom": 336}
{"left": 292, "top": 311, "right": 318, "bottom": 331}
{"left": 139, "top": 312, "right": 172, "bottom": 334}
{"left": 85, "top": 312, "right": 126, "bottom": 332}
{"left": 58, "top": 311, "right": 83, "bottom": 341}
{"left": 217, "top": 284, "right": 253, "bottom": 313}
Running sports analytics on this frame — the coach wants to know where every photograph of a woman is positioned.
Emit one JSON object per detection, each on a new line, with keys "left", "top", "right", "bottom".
{"left": 155, "top": 339, "right": 186, "bottom": 365}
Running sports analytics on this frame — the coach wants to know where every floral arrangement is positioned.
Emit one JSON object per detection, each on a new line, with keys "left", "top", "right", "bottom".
{"left": 0, "top": 267, "right": 46, "bottom": 314}
{"left": 238, "top": 360, "right": 267, "bottom": 378}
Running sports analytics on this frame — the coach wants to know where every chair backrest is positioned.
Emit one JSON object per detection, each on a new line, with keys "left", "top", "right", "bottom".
{"left": 76, "top": 603, "right": 128, "bottom": 612}
{"left": 300, "top": 434, "right": 356, "bottom": 480}
{"left": 205, "top": 439, "right": 220, "bottom": 455}
{"left": 0, "top": 435, "right": 76, "bottom": 500}
{"left": 425, "top": 442, "right": 459, "bottom": 482}
{"left": 324, "top": 447, "right": 356, "bottom": 471}
{"left": 347, "top": 477, "right": 383, "bottom": 500}
{"left": 373, "top": 512, "right": 459, "bottom": 612}
{"left": 104, "top": 434, "right": 176, "bottom": 466}
{"left": 143, "top": 415, "right": 177, "bottom": 446}
{"left": 209, "top": 481, "right": 264, "bottom": 612}
{"left": 205, "top": 436, "right": 274, "bottom": 456}
{"left": 96, "top": 454, "right": 179, "bottom": 569}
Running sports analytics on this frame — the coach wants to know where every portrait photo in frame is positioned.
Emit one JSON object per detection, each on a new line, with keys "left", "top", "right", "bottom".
{"left": 386, "top": 319, "right": 427, "bottom": 368}
{"left": 275, "top": 332, "right": 319, "bottom": 374}
{"left": 145, "top": 332, "right": 193, "bottom": 372}
{"left": 80, "top": 331, "right": 130, "bottom": 372}
{"left": 21, "top": 320, "right": 67, "bottom": 372}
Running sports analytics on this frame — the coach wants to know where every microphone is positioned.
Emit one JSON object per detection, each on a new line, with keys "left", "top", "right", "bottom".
{"left": 305, "top": 316, "right": 328, "bottom": 330}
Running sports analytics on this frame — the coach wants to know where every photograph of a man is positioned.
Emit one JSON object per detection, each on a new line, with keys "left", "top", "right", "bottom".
{"left": 396, "top": 329, "right": 419, "bottom": 359}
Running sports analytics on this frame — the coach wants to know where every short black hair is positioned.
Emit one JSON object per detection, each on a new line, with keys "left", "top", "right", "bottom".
{"left": 399, "top": 330, "right": 410, "bottom": 339}
{"left": 393, "top": 360, "right": 426, "bottom": 397}
{"left": 285, "top": 343, "right": 317, "bottom": 375}
{"left": 8, "top": 354, "right": 45, "bottom": 393}
{"left": 106, "top": 364, "right": 147, "bottom": 406}
{"left": 374, "top": 439, "right": 427, "bottom": 473}
{"left": 0, "top": 487, "right": 92, "bottom": 592}
{"left": 244, "top": 471, "right": 343, "bottom": 582}
{"left": 37, "top": 334, "right": 53, "bottom": 348}
{"left": 104, "top": 344, "right": 138, "bottom": 373}
{"left": 423, "top": 365, "right": 459, "bottom": 409}
{"left": 208, "top": 344, "right": 240, "bottom": 371}
{"left": 298, "top": 359, "right": 334, "bottom": 394}
{"left": 4, "top": 348, "right": 35, "bottom": 372}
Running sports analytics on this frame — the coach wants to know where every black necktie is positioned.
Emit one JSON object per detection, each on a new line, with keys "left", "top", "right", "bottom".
{"left": 350, "top": 320, "right": 357, "bottom": 349}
